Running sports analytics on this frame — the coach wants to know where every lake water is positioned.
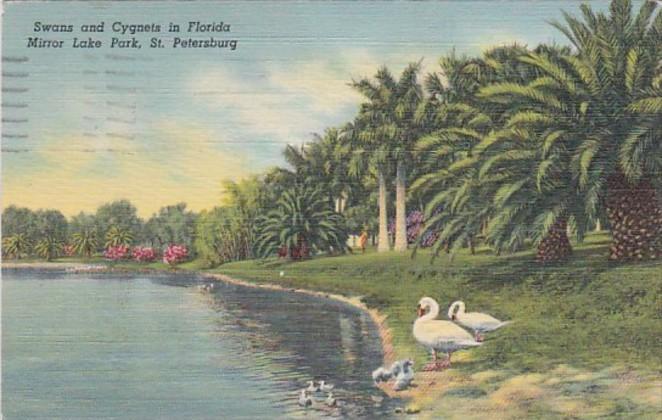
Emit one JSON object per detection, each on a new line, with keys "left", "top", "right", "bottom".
{"left": 2, "top": 269, "right": 398, "bottom": 419}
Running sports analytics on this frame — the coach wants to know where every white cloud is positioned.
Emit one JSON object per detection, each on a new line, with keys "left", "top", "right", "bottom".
{"left": 188, "top": 67, "right": 326, "bottom": 142}
{"left": 187, "top": 49, "right": 434, "bottom": 145}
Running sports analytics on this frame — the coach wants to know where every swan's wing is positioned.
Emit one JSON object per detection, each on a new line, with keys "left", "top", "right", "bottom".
{"left": 460, "top": 312, "right": 504, "bottom": 330}
{"left": 415, "top": 320, "right": 474, "bottom": 340}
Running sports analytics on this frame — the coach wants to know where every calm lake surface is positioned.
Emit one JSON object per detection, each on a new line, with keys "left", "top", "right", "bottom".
{"left": 2, "top": 269, "right": 398, "bottom": 419}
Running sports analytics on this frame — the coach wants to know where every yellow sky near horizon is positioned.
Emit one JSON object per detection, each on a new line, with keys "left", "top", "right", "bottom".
{"left": 2, "top": 122, "right": 255, "bottom": 218}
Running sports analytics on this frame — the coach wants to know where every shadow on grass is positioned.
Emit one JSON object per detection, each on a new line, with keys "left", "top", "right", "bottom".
{"left": 452, "top": 244, "right": 623, "bottom": 292}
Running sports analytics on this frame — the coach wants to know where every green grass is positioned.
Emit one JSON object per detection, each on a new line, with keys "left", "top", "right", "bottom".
{"left": 214, "top": 232, "right": 662, "bottom": 374}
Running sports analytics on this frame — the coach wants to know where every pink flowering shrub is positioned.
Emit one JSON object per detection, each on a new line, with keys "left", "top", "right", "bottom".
{"left": 63, "top": 244, "right": 75, "bottom": 257}
{"left": 132, "top": 246, "right": 156, "bottom": 262}
{"left": 163, "top": 244, "right": 188, "bottom": 267}
{"left": 104, "top": 245, "right": 129, "bottom": 261}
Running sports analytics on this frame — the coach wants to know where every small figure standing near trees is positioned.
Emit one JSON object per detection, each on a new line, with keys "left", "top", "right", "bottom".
{"left": 359, "top": 230, "right": 369, "bottom": 254}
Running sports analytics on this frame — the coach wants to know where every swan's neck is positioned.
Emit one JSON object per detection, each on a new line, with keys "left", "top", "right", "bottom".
{"left": 420, "top": 300, "right": 440, "bottom": 321}
{"left": 456, "top": 301, "right": 466, "bottom": 316}
{"left": 447, "top": 301, "right": 465, "bottom": 319}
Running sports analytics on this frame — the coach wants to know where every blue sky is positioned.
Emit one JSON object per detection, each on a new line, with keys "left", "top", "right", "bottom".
{"left": 2, "top": 1, "right": 617, "bottom": 216}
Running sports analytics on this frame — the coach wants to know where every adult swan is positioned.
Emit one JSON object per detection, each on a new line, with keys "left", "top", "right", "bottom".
{"left": 413, "top": 297, "right": 482, "bottom": 371}
{"left": 448, "top": 300, "right": 511, "bottom": 342}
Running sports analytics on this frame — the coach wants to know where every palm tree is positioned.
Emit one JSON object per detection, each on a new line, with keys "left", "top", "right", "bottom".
{"left": 2, "top": 234, "right": 31, "bottom": 259}
{"left": 282, "top": 128, "right": 356, "bottom": 213}
{"left": 352, "top": 63, "right": 424, "bottom": 252}
{"left": 104, "top": 226, "right": 134, "bottom": 248}
{"left": 34, "top": 236, "right": 62, "bottom": 261}
{"left": 475, "top": 124, "right": 583, "bottom": 262}
{"left": 255, "top": 183, "right": 349, "bottom": 260}
{"left": 343, "top": 108, "right": 392, "bottom": 252}
{"left": 479, "top": 0, "right": 661, "bottom": 261}
{"left": 72, "top": 229, "right": 98, "bottom": 258}
{"left": 413, "top": 46, "right": 547, "bottom": 258}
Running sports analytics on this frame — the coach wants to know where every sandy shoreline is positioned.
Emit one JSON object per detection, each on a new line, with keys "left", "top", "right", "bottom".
{"left": 2, "top": 262, "right": 96, "bottom": 269}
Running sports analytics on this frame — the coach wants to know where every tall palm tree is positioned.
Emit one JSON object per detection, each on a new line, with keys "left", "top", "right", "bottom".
{"left": 72, "top": 229, "right": 98, "bottom": 258}
{"left": 352, "top": 63, "right": 424, "bottom": 252}
{"left": 479, "top": 0, "right": 661, "bottom": 261}
{"left": 282, "top": 128, "right": 356, "bottom": 213}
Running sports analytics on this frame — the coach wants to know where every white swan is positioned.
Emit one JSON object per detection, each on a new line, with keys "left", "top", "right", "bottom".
{"left": 448, "top": 301, "right": 511, "bottom": 341}
{"left": 325, "top": 392, "right": 337, "bottom": 407}
{"left": 306, "top": 381, "right": 320, "bottom": 392}
{"left": 298, "top": 389, "right": 312, "bottom": 407}
{"left": 393, "top": 360, "right": 414, "bottom": 391}
{"left": 198, "top": 283, "right": 215, "bottom": 293}
{"left": 372, "top": 366, "right": 392, "bottom": 384}
{"left": 319, "top": 380, "right": 334, "bottom": 392}
{"left": 413, "top": 297, "right": 482, "bottom": 371}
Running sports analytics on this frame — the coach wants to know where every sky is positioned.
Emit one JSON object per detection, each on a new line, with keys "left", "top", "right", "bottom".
{"left": 1, "top": 0, "right": 618, "bottom": 217}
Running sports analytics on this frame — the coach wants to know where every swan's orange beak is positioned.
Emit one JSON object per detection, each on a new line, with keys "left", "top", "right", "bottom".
{"left": 416, "top": 304, "right": 425, "bottom": 318}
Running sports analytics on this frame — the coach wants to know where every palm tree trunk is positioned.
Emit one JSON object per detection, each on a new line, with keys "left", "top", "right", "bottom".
{"left": 605, "top": 172, "right": 662, "bottom": 261}
{"left": 378, "top": 170, "right": 390, "bottom": 252}
{"left": 536, "top": 218, "right": 572, "bottom": 263}
{"left": 394, "top": 160, "right": 408, "bottom": 252}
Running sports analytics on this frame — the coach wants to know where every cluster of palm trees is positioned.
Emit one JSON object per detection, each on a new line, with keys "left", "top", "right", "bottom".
{"left": 270, "top": 0, "right": 661, "bottom": 263}
{"left": 2, "top": 225, "right": 134, "bottom": 261}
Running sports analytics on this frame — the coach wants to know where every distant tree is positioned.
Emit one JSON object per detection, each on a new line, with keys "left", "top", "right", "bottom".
{"left": 2, "top": 206, "right": 39, "bottom": 244}
{"left": 69, "top": 211, "right": 96, "bottom": 236}
{"left": 344, "top": 201, "right": 378, "bottom": 237}
{"left": 105, "top": 226, "right": 134, "bottom": 248}
{"left": 2, "top": 234, "right": 31, "bottom": 259}
{"left": 72, "top": 229, "right": 98, "bottom": 258}
{"left": 34, "top": 236, "right": 62, "bottom": 261}
{"left": 143, "top": 203, "right": 196, "bottom": 250}
{"left": 95, "top": 200, "right": 142, "bottom": 244}
{"left": 34, "top": 209, "right": 68, "bottom": 244}
{"left": 194, "top": 208, "right": 227, "bottom": 266}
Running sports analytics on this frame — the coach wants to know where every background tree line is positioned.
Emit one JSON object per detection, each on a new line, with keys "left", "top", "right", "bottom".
{"left": 3, "top": 0, "right": 660, "bottom": 265}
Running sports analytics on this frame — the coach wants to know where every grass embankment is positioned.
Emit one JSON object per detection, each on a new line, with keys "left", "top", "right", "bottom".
{"left": 213, "top": 232, "right": 662, "bottom": 418}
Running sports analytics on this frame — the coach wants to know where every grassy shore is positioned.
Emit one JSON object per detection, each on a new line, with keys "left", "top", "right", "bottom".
{"left": 212, "top": 232, "right": 662, "bottom": 418}
{"left": 5, "top": 232, "right": 661, "bottom": 418}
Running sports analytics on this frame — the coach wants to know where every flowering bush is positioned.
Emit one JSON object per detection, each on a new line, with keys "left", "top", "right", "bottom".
{"left": 132, "top": 246, "right": 156, "bottom": 262}
{"left": 389, "top": 210, "right": 439, "bottom": 247}
{"left": 163, "top": 244, "right": 188, "bottom": 266}
{"left": 420, "top": 229, "right": 440, "bottom": 248}
{"left": 104, "top": 245, "right": 129, "bottom": 261}
{"left": 63, "top": 244, "right": 76, "bottom": 257}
